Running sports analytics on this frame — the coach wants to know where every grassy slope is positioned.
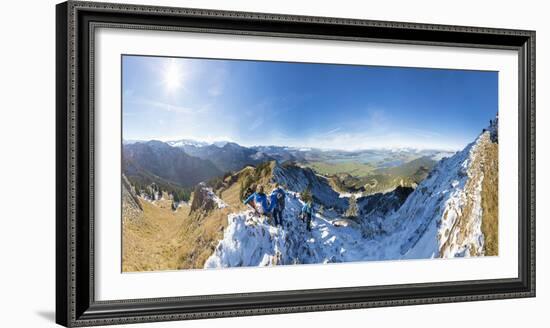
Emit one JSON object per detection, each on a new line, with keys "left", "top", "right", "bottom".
{"left": 375, "top": 156, "right": 435, "bottom": 177}
{"left": 123, "top": 197, "right": 189, "bottom": 272}
{"left": 327, "top": 172, "right": 422, "bottom": 196}
{"left": 175, "top": 183, "right": 246, "bottom": 269}
{"left": 122, "top": 165, "right": 270, "bottom": 271}
{"left": 481, "top": 141, "right": 498, "bottom": 256}
{"left": 123, "top": 196, "right": 235, "bottom": 272}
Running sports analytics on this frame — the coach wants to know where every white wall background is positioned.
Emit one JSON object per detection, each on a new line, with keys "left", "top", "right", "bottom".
{"left": 0, "top": 0, "right": 545, "bottom": 327}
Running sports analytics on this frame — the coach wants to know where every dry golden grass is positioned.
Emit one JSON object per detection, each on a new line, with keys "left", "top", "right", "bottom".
{"left": 481, "top": 142, "right": 499, "bottom": 256}
{"left": 122, "top": 198, "right": 190, "bottom": 272}
{"left": 122, "top": 182, "right": 252, "bottom": 271}
{"left": 174, "top": 207, "right": 228, "bottom": 269}
{"left": 221, "top": 181, "right": 248, "bottom": 209}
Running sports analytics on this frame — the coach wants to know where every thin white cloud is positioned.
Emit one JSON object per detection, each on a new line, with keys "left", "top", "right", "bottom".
{"left": 207, "top": 67, "right": 227, "bottom": 97}
{"left": 324, "top": 127, "right": 342, "bottom": 136}
{"left": 249, "top": 129, "right": 464, "bottom": 151}
{"left": 297, "top": 131, "right": 464, "bottom": 151}
{"left": 405, "top": 127, "right": 443, "bottom": 139}
{"left": 208, "top": 85, "right": 223, "bottom": 97}
{"left": 148, "top": 134, "right": 236, "bottom": 144}
{"left": 127, "top": 96, "right": 203, "bottom": 114}
{"left": 249, "top": 117, "right": 264, "bottom": 131}
{"left": 143, "top": 99, "right": 196, "bottom": 114}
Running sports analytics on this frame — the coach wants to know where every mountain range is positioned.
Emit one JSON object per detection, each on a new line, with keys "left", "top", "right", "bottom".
{"left": 123, "top": 140, "right": 222, "bottom": 188}
{"left": 123, "top": 138, "right": 453, "bottom": 193}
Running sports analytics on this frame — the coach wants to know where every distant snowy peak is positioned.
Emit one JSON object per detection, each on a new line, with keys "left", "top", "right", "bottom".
{"left": 212, "top": 141, "right": 229, "bottom": 148}
{"left": 166, "top": 139, "right": 210, "bottom": 148}
{"left": 166, "top": 139, "right": 232, "bottom": 148}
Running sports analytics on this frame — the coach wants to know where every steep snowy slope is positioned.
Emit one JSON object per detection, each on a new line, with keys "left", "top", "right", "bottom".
{"left": 395, "top": 130, "right": 498, "bottom": 258}
{"left": 347, "top": 127, "right": 497, "bottom": 260}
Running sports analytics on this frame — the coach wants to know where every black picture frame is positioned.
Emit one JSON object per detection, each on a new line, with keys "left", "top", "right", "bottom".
{"left": 56, "top": 1, "right": 536, "bottom": 326}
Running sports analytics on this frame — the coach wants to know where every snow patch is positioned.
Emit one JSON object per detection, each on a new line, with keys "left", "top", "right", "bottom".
{"left": 338, "top": 191, "right": 364, "bottom": 199}
{"left": 203, "top": 187, "right": 227, "bottom": 209}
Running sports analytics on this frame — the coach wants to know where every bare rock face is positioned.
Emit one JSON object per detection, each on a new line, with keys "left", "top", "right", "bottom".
{"left": 488, "top": 114, "right": 499, "bottom": 143}
{"left": 122, "top": 174, "right": 143, "bottom": 223}
{"left": 190, "top": 183, "right": 216, "bottom": 213}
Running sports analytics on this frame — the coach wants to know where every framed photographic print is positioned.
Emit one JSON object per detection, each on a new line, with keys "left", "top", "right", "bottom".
{"left": 56, "top": 1, "right": 535, "bottom": 326}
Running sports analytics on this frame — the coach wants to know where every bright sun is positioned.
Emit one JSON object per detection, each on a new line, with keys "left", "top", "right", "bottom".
{"left": 163, "top": 59, "right": 182, "bottom": 92}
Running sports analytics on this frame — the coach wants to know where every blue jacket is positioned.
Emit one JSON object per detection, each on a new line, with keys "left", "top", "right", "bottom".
{"left": 301, "top": 203, "right": 313, "bottom": 216}
{"left": 268, "top": 188, "right": 286, "bottom": 212}
{"left": 243, "top": 192, "right": 269, "bottom": 213}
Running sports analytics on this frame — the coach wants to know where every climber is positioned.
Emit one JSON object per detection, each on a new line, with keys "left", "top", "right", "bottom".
{"left": 243, "top": 185, "right": 270, "bottom": 217}
{"left": 268, "top": 183, "right": 286, "bottom": 226}
{"left": 300, "top": 200, "right": 314, "bottom": 231}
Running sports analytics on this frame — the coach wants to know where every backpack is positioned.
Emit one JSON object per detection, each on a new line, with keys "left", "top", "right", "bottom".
{"left": 255, "top": 201, "right": 265, "bottom": 214}
{"left": 276, "top": 190, "right": 285, "bottom": 210}
{"left": 255, "top": 193, "right": 267, "bottom": 214}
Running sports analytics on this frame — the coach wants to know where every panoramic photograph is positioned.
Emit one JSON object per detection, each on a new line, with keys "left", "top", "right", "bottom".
{"left": 121, "top": 55, "right": 499, "bottom": 272}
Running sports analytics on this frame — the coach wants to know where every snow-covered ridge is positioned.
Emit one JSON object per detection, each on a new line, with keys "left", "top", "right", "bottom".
{"left": 383, "top": 130, "right": 495, "bottom": 259}
{"left": 205, "top": 122, "right": 498, "bottom": 268}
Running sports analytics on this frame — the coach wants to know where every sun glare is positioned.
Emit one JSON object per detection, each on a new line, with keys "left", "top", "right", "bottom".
{"left": 163, "top": 59, "right": 182, "bottom": 92}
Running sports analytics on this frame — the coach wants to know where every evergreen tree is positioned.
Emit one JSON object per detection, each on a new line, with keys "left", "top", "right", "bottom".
{"left": 172, "top": 191, "right": 180, "bottom": 203}
{"left": 178, "top": 189, "right": 190, "bottom": 202}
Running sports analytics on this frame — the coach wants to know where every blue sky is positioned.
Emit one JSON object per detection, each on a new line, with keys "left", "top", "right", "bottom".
{"left": 122, "top": 55, "right": 498, "bottom": 151}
